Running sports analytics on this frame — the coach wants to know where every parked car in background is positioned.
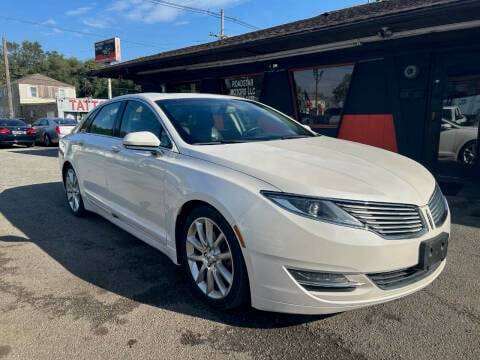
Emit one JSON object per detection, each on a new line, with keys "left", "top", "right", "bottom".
{"left": 439, "top": 119, "right": 478, "bottom": 165}
{"left": 32, "top": 117, "right": 77, "bottom": 146}
{"left": 442, "top": 106, "right": 467, "bottom": 126}
{"left": 0, "top": 118, "right": 36, "bottom": 147}
{"left": 59, "top": 93, "right": 449, "bottom": 314}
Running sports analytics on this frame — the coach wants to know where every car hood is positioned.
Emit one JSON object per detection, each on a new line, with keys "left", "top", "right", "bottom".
{"left": 183, "top": 136, "right": 436, "bottom": 206}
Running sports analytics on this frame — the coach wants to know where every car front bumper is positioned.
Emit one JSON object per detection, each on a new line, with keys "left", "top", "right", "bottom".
{"left": 238, "top": 200, "right": 450, "bottom": 314}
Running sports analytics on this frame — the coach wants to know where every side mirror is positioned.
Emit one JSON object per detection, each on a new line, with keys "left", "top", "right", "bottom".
{"left": 123, "top": 131, "right": 160, "bottom": 148}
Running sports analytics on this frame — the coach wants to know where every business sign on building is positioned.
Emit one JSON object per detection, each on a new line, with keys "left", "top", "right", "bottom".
{"left": 95, "top": 37, "right": 121, "bottom": 64}
{"left": 223, "top": 74, "right": 264, "bottom": 101}
{"left": 57, "top": 97, "right": 107, "bottom": 120}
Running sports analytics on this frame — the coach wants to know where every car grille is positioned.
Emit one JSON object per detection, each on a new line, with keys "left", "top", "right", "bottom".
{"left": 368, "top": 261, "right": 441, "bottom": 290}
{"left": 335, "top": 201, "right": 426, "bottom": 239}
{"left": 428, "top": 185, "right": 448, "bottom": 227}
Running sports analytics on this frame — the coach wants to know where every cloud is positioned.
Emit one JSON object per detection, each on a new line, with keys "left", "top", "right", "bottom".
{"left": 42, "top": 18, "right": 57, "bottom": 25}
{"left": 83, "top": 17, "right": 111, "bottom": 29}
{"left": 65, "top": 6, "right": 94, "bottom": 16}
{"left": 174, "top": 20, "right": 189, "bottom": 26}
{"left": 108, "top": 0, "right": 244, "bottom": 24}
{"left": 41, "top": 18, "right": 63, "bottom": 34}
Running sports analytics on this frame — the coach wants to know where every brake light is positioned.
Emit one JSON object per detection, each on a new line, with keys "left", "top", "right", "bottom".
{"left": 55, "top": 126, "right": 60, "bottom": 135}
{"left": 27, "top": 127, "right": 36, "bottom": 135}
{"left": 0, "top": 127, "right": 11, "bottom": 134}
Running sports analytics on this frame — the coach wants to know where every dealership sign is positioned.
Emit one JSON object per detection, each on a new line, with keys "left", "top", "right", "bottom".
{"left": 224, "top": 75, "right": 264, "bottom": 101}
{"left": 95, "top": 37, "right": 121, "bottom": 63}
{"left": 57, "top": 97, "right": 106, "bottom": 113}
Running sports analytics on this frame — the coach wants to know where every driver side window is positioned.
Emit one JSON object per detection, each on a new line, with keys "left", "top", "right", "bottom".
{"left": 120, "top": 101, "right": 172, "bottom": 149}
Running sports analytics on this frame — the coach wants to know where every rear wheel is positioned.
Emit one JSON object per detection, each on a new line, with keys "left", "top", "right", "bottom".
{"left": 44, "top": 134, "right": 51, "bottom": 147}
{"left": 180, "top": 206, "right": 249, "bottom": 310}
{"left": 64, "top": 167, "right": 86, "bottom": 217}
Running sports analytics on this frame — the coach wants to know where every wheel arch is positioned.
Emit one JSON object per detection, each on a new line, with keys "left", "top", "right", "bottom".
{"left": 174, "top": 198, "right": 237, "bottom": 265}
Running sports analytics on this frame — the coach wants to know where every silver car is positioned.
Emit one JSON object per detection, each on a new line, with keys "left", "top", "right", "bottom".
{"left": 32, "top": 118, "right": 77, "bottom": 146}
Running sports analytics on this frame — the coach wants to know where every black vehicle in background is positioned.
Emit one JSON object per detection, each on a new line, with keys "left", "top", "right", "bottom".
{"left": 0, "top": 119, "right": 36, "bottom": 147}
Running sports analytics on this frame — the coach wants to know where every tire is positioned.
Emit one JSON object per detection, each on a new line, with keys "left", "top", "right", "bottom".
{"left": 26, "top": 143, "right": 34, "bottom": 148}
{"left": 458, "top": 140, "right": 477, "bottom": 165}
{"left": 44, "top": 134, "right": 51, "bottom": 147}
{"left": 180, "top": 206, "right": 250, "bottom": 310}
{"left": 63, "top": 166, "right": 87, "bottom": 217}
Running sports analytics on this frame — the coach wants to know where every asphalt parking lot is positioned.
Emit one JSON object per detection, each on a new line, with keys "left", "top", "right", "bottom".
{"left": 0, "top": 146, "right": 479, "bottom": 360}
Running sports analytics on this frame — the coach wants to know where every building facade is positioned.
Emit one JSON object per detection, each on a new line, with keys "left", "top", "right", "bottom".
{"left": 95, "top": 0, "right": 480, "bottom": 184}
{"left": 0, "top": 74, "right": 76, "bottom": 123}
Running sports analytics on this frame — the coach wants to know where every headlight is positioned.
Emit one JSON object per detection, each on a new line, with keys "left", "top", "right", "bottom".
{"left": 261, "top": 191, "right": 363, "bottom": 227}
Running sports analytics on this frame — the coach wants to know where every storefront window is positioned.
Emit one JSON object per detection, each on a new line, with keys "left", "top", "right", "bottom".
{"left": 168, "top": 82, "right": 201, "bottom": 93}
{"left": 223, "top": 74, "right": 264, "bottom": 101}
{"left": 292, "top": 64, "right": 354, "bottom": 129}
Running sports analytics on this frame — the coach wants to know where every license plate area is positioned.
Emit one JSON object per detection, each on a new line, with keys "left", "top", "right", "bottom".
{"left": 12, "top": 130, "right": 26, "bottom": 135}
{"left": 418, "top": 233, "right": 449, "bottom": 271}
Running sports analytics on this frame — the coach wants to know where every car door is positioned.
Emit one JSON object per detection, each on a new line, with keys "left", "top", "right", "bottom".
{"left": 104, "top": 100, "right": 174, "bottom": 245}
{"left": 74, "top": 101, "right": 124, "bottom": 210}
{"left": 438, "top": 120, "right": 458, "bottom": 160}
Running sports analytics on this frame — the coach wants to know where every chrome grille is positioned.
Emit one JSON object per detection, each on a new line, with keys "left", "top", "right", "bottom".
{"left": 428, "top": 185, "right": 448, "bottom": 227}
{"left": 335, "top": 201, "right": 426, "bottom": 239}
{"left": 368, "top": 262, "right": 440, "bottom": 290}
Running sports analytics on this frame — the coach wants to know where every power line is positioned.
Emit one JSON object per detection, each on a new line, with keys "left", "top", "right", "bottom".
{"left": 145, "top": 0, "right": 260, "bottom": 30}
{"left": 0, "top": 15, "right": 169, "bottom": 50}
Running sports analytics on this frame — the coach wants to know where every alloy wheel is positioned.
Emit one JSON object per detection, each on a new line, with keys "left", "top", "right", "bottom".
{"left": 65, "top": 169, "right": 81, "bottom": 212}
{"left": 186, "top": 217, "right": 234, "bottom": 300}
{"left": 462, "top": 142, "right": 477, "bottom": 165}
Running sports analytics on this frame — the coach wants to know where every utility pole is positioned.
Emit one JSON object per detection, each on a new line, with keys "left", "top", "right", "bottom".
{"left": 220, "top": 9, "right": 225, "bottom": 40}
{"left": 107, "top": 77, "right": 112, "bottom": 99}
{"left": 210, "top": 9, "right": 227, "bottom": 40}
{"left": 2, "top": 37, "right": 14, "bottom": 118}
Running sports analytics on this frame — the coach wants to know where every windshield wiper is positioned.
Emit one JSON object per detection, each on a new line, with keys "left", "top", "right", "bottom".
{"left": 193, "top": 139, "right": 247, "bottom": 145}
{"left": 279, "top": 135, "right": 315, "bottom": 140}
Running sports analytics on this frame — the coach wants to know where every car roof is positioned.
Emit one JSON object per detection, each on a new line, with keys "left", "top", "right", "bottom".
{"left": 110, "top": 92, "right": 242, "bottom": 103}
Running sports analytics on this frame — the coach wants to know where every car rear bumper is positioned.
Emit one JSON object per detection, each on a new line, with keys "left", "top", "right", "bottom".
{"left": 0, "top": 138, "right": 35, "bottom": 146}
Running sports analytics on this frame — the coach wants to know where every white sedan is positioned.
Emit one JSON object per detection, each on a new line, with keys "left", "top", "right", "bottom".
{"left": 439, "top": 119, "right": 478, "bottom": 165}
{"left": 59, "top": 93, "right": 450, "bottom": 314}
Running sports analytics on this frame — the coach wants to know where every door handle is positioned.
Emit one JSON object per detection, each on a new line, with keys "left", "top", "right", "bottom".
{"left": 111, "top": 145, "right": 122, "bottom": 153}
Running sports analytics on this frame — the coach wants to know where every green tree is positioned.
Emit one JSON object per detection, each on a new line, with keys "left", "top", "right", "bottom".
{"left": 0, "top": 40, "right": 140, "bottom": 98}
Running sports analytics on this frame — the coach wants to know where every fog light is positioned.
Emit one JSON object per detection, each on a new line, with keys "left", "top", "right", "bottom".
{"left": 288, "top": 269, "right": 363, "bottom": 292}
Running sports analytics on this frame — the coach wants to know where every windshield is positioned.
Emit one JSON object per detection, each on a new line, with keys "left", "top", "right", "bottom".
{"left": 156, "top": 98, "right": 314, "bottom": 144}
{"left": 54, "top": 119, "right": 77, "bottom": 125}
{"left": 0, "top": 119, "right": 26, "bottom": 127}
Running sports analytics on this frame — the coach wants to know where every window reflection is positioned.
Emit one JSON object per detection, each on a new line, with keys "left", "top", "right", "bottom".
{"left": 438, "top": 74, "right": 479, "bottom": 177}
{"left": 168, "top": 82, "right": 201, "bottom": 93}
{"left": 292, "top": 65, "right": 354, "bottom": 129}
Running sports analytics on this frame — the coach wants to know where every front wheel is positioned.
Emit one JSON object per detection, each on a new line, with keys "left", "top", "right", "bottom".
{"left": 64, "top": 167, "right": 86, "bottom": 217}
{"left": 180, "top": 206, "right": 250, "bottom": 310}
{"left": 458, "top": 140, "right": 477, "bottom": 165}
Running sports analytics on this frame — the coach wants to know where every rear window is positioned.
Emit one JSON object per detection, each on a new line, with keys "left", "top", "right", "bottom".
{"left": 0, "top": 119, "right": 26, "bottom": 127}
{"left": 54, "top": 119, "right": 77, "bottom": 125}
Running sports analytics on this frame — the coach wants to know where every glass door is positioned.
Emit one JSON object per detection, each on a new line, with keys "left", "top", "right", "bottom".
{"left": 430, "top": 52, "right": 480, "bottom": 182}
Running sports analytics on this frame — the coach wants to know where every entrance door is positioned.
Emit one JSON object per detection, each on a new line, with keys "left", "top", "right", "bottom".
{"left": 428, "top": 52, "right": 480, "bottom": 182}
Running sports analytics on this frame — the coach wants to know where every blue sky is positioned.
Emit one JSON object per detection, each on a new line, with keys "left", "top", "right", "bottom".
{"left": 0, "top": 0, "right": 364, "bottom": 62}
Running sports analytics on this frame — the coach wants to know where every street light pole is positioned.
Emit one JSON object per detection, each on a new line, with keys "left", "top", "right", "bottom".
{"left": 2, "top": 36, "right": 14, "bottom": 118}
